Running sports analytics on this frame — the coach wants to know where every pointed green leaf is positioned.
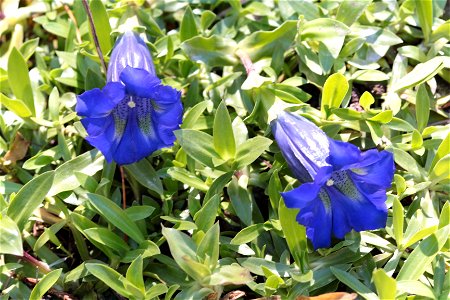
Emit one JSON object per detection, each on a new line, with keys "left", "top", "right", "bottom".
{"left": 86, "top": 193, "right": 145, "bottom": 244}
{"left": 29, "top": 269, "right": 62, "bottom": 300}
{"left": 85, "top": 263, "right": 133, "bottom": 298}
{"left": 7, "top": 171, "right": 54, "bottom": 231}
{"left": 7, "top": 48, "right": 34, "bottom": 115}
{"left": 89, "top": 0, "right": 112, "bottom": 55}
{"left": 180, "top": 6, "right": 198, "bottom": 42}
{"left": 0, "top": 214, "right": 23, "bottom": 255}
{"left": 373, "top": 269, "right": 397, "bottom": 300}
{"left": 321, "top": 73, "right": 349, "bottom": 118}
{"left": 126, "top": 255, "right": 145, "bottom": 292}
{"left": 125, "top": 159, "right": 163, "bottom": 195}
{"left": 213, "top": 102, "right": 236, "bottom": 160}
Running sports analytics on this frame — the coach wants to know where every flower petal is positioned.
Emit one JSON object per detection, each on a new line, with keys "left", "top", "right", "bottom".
{"left": 107, "top": 31, "right": 156, "bottom": 82}
{"left": 119, "top": 66, "right": 161, "bottom": 98}
{"left": 76, "top": 82, "right": 125, "bottom": 118}
{"left": 272, "top": 112, "right": 331, "bottom": 182}
{"left": 327, "top": 139, "right": 361, "bottom": 170}
{"left": 350, "top": 150, "right": 395, "bottom": 189}
{"left": 327, "top": 186, "right": 387, "bottom": 233}
{"left": 112, "top": 108, "right": 162, "bottom": 165}
{"left": 295, "top": 197, "right": 332, "bottom": 249}
{"left": 83, "top": 115, "right": 116, "bottom": 162}
{"left": 281, "top": 183, "right": 321, "bottom": 209}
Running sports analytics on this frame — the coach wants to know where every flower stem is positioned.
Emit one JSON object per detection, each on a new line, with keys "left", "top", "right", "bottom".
{"left": 81, "top": 0, "right": 108, "bottom": 75}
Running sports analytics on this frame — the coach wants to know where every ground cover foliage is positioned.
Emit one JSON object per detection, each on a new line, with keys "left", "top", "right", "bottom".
{"left": 0, "top": 0, "right": 449, "bottom": 299}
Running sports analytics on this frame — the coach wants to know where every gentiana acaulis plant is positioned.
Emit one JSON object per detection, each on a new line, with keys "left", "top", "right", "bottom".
{"left": 272, "top": 111, "right": 395, "bottom": 249}
{"left": 76, "top": 31, "right": 183, "bottom": 165}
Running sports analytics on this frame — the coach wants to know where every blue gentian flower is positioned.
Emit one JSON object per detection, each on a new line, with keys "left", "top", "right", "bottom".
{"left": 76, "top": 31, "right": 182, "bottom": 165}
{"left": 272, "top": 111, "right": 395, "bottom": 249}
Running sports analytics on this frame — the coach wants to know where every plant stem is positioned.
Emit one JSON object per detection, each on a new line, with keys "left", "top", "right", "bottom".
{"left": 81, "top": 0, "right": 107, "bottom": 75}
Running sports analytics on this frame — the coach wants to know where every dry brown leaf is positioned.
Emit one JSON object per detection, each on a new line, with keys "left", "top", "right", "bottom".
{"left": 3, "top": 132, "right": 30, "bottom": 164}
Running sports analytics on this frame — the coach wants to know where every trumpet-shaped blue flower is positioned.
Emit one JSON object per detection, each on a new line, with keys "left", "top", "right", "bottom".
{"left": 76, "top": 31, "right": 182, "bottom": 165}
{"left": 272, "top": 111, "right": 395, "bottom": 249}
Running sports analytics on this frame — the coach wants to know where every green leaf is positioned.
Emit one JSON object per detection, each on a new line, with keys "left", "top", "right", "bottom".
{"left": 83, "top": 228, "right": 130, "bottom": 254}
{"left": 0, "top": 93, "right": 32, "bottom": 118}
{"left": 167, "top": 167, "right": 209, "bottom": 191}
{"left": 392, "top": 197, "right": 404, "bottom": 247}
{"left": 336, "top": 0, "right": 372, "bottom": 26}
{"left": 145, "top": 284, "right": 168, "bottom": 299}
{"left": 415, "top": 84, "right": 430, "bottom": 132}
{"left": 0, "top": 214, "right": 23, "bottom": 255}
{"left": 181, "top": 36, "right": 238, "bottom": 67}
{"left": 279, "top": 200, "right": 308, "bottom": 271}
{"left": 86, "top": 193, "right": 145, "bottom": 244}
{"left": 228, "top": 177, "right": 253, "bottom": 226}
{"left": 126, "top": 255, "right": 145, "bottom": 293}
{"left": 19, "top": 37, "right": 40, "bottom": 61}
{"left": 230, "top": 223, "right": 265, "bottom": 245}
{"left": 85, "top": 263, "right": 133, "bottom": 298}
{"left": 233, "top": 136, "right": 272, "bottom": 170}
{"left": 29, "top": 269, "right": 62, "bottom": 300}
{"left": 89, "top": 0, "right": 112, "bottom": 55}
{"left": 330, "top": 267, "right": 378, "bottom": 300}
{"left": 162, "top": 227, "right": 210, "bottom": 282}
{"left": 373, "top": 269, "right": 396, "bottom": 300}
{"left": 397, "top": 280, "right": 436, "bottom": 299}
{"left": 430, "top": 132, "right": 450, "bottom": 170}
{"left": 368, "top": 110, "right": 393, "bottom": 124}
{"left": 431, "top": 20, "right": 450, "bottom": 42}
{"left": 414, "top": 0, "right": 433, "bottom": 42}
{"left": 180, "top": 6, "right": 198, "bottom": 42}
{"left": 359, "top": 91, "right": 375, "bottom": 111}
{"left": 397, "top": 225, "right": 450, "bottom": 281}
{"left": 125, "top": 159, "right": 163, "bottom": 195}
{"left": 197, "top": 223, "right": 220, "bottom": 269}
{"left": 321, "top": 73, "right": 349, "bottom": 118}
{"left": 175, "top": 129, "right": 223, "bottom": 168}
{"left": 208, "top": 264, "right": 252, "bottom": 286}
{"left": 393, "top": 56, "right": 450, "bottom": 91}
{"left": 194, "top": 195, "right": 220, "bottom": 232}
{"left": 7, "top": 47, "right": 34, "bottom": 115}
{"left": 238, "top": 20, "right": 297, "bottom": 61}
{"left": 430, "top": 154, "right": 450, "bottom": 184}
{"left": 213, "top": 102, "right": 236, "bottom": 160}
{"left": 351, "top": 70, "right": 390, "bottom": 82}
{"left": 49, "top": 150, "right": 104, "bottom": 196}
{"left": 7, "top": 171, "right": 54, "bottom": 231}
{"left": 181, "top": 101, "right": 208, "bottom": 129}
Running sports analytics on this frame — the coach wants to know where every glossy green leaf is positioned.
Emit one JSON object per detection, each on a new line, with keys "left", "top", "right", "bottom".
{"left": 167, "top": 167, "right": 209, "bottom": 191}
{"left": 330, "top": 267, "right": 378, "bottom": 300}
{"left": 194, "top": 195, "right": 220, "bottom": 232}
{"left": 238, "top": 20, "right": 297, "bottom": 61}
{"left": 373, "top": 269, "right": 396, "bottom": 300}
{"left": 336, "top": 0, "right": 372, "bottom": 26}
{"left": 126, "top": 255, "right": 145, "bottom": 293}
{"left": 175, "top": 129, "right": 223, "bottom": 168}
{"left": 430, "top": 154, "right": 450, "bottom": 184}
{"left": 83, "top": 228, "right": 130, "bottom": 254}
{"left": 321, "top": 73, "right": 349, "bottom": 118}
{"left": 359, "top": 91, "right": 375, "bottom": 111}
{"left": 0, "top": 214, "right": 23, "bottom": 256}
{"left": 414, "top": 0, "right": 433, "bottom": 42}
{"left": 125, "top": 159, "right": 163, "bottom": 195}
{"left": 213, "top": 102, "right": 236, "bottom": 160}
{"left": 49, "top": 150, "right": 104, "bottom": 196}
{"left": 7, "top": 48, "right": 34, "bottom": 115}
{"left": 181, "top": 36, "right": 238, "bottom": 67}
{"left": 233, "top": 136, "right": 272, "bottom": 169}
{"left": 392, "top": 197, "right": 404, "bottom": 246}
{"left": 197, "top": 222, "right": 220, "bottom": 269}
{"left": 85, "top": 263, "right": 133, "bottom": 298}
{"left": 0, "top": 93, "right": 32, "bottom": 118}
{"left": 279, "top": 200, "right": 307, "bottom": 271}
{"left": 397, "top": 225, "right": 450, "bottom": 281}
{"left": 86, "top": 193, "right": 145, "bottom": 244}
{"left": 180, "top": 6, "right": 198, "bottom": 42}
{"left": 430, "top": 132, "right": 450, "bottom": 170}
{"left": 89, "top": 0, "right": 112, "bottom": 55}
{"left": 415, "top": 84, "right": 430, "bottom": 132}
{"left": 29, "top": 269, "right": 62, "bottom": 300}
{"left": 181, "top": 101, "right": 208, "bottom": 129}
{"left": 7, "top": 171, "right": 54, "bottom": 231}
{"left": 230, "top": 223, "right": 265, "bottom": 245}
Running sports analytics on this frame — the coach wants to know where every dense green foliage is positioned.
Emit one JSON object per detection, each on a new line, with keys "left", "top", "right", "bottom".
{"left": 0, "top": 0, "right": 449, "bottom": 299}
